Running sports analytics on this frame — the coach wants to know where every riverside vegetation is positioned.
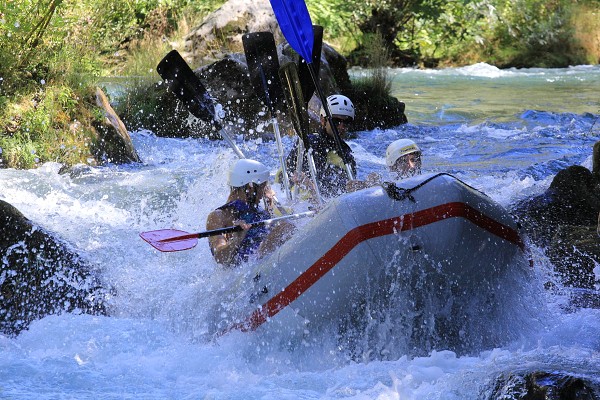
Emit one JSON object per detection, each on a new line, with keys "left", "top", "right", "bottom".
{"left": 1, "top": 0, "right": 599, "bottom": 169}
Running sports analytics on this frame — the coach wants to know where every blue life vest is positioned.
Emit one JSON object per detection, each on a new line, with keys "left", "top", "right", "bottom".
{"left": 217, "top": 200, "right": 271, "bottom": 264}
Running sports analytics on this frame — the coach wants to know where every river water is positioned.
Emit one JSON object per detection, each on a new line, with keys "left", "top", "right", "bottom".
{"left": 1, "top": 63, "right": 599, "bottom": 398}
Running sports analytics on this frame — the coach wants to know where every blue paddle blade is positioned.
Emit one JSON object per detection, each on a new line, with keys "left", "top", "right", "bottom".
{"left": 269, "top": 0, "right": 314, "bottom": 63}
{"left": 298, "top": 25, "right": 323, "bottom": 107}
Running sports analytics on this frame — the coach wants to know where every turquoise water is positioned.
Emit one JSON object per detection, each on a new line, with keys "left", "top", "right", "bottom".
{"left": 388, "top": 63, "right": 600, "bottom": 124}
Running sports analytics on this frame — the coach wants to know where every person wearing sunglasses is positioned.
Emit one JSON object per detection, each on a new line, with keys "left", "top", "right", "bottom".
{"left": 346, "top": 139, "right": 423, "bottom": 192}
{"left": 285, "top": 94, "right": 357, "bottom": 198}
{"left": 206, "top": 159, "right": 295, "bottom": 267}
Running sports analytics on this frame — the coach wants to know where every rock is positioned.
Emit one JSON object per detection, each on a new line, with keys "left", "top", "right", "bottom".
{"left": 349, "top": 84, "right": 408, "bottom": 131}
{"left": 546, "top": 225, "right": 599, "bottom": 289}
{"left": 322, "top": 44, "right": 353, "bottom": 93}
{"left": 119, "top": 80, "right": 201, "bottom": 138}
{"left": 184, "top": 0, "right": 282, "bottom": 63}
{"left": 0, "top": 199, "right": 110, "bottom": 336}
{"left": 92, "top": 87, "right": 142, "bottom": 164}
{"left": 490, "top": 371, "right": 600, "bottom": 400}
{"left": 122, "top": 53, "right": 273, "bottom": 139}
{"left": 513, "top": 165, "right": 600, "bottom": 243}
{"left": 549, "top": 165, "right": 600, "bottom": 223}
{"left": 135, "top": 45, "right": 407, "bottom": 138}
{"left": 511, "top": 164, "right": 600, "bottom": 291}
{"left": 196, "top": 53, "right": 266, "bottom": 137}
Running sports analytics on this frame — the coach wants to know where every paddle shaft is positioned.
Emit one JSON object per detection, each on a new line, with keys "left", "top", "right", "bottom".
{"left": 294, "top": 139, "right": 304, "bottom": 200}
{"left": 158, "top": 211, "right": 315, "bottom": 243}
{"left": 220, "top": 128, "right": 245, "bottom": 158}
{"left": 298, "top": 25, "right": 323, "bottom": 108}
{"left": 242, "top": 32, "right": 292, "bottom": 200}
{"left": 305, "top": 147, "right": 323, "bottom": 206}
{"left": 279, "top": 62, "right": 323, "bottom": 205}
{"left": 272, "top": 117, "right": 292, "bottom": 200}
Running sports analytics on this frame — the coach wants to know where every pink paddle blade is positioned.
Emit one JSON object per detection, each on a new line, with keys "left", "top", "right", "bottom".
{"left": 139, "top": 229, "right": 198, "bottom": 252}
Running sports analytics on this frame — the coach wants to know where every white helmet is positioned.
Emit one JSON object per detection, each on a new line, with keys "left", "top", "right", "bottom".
{"left": 386, "top": 139, "right": 421, "bottom": 167}
{"left": 319, "top": 94, "right": 355, "bottom": 120}
{"left": 228, "top": 159, "right": 270, "bottom": 187}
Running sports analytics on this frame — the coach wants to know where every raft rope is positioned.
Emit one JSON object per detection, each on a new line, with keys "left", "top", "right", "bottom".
{"left": 381, "top": 173, "right": 488, "bottom": 202}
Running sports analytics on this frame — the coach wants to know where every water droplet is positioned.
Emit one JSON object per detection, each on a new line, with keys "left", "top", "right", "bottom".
{"left": 14, "top": 21, "right": 20, "bottom": 28}
{"left": 40, "top": 79, "right": 45, "bottom": 85}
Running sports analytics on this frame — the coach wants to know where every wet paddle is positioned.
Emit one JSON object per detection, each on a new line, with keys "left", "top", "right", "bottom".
{"left": 279, "top": 62, "right": 323, "bottom": 205}
{"left": 242, "top": 32, "right": 292, "bottom": 201}
{"left": 279, "top": 62, "right": 310, "bottom": 143}
{"left": 156, "top": 50, "right": 245, "bottom": 158}
{"left": 140, "top": 211, "right": 315, "bottom": 252}
{"left": 297, "top": 25, "right": 323, "bottom": 108}
{"left": 268, "top": 0, "right": 354, "bottom": 180}
{"left": 242, "top": 32, "right": 285, "bottom": 114}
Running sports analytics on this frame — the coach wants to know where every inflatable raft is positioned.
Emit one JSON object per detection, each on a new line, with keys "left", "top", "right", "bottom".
{"left": 221, "top": 173, "right": 528, "bottom": 337}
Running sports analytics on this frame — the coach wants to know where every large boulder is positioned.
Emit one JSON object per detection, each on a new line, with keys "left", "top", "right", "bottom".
{"left": 511, "top": 163, "right": 600, "bottom": 290}
{"left": 0, "top": 200, "right": 110, "bottom": 336}
{"left": 513, "top": 165, "right": 600, "bottom": 241}
{"left": 125, "top": 46, "right": 407, "bottom": 139}
{"left": 184, "top": 0, "right": 283, "bottom": 64}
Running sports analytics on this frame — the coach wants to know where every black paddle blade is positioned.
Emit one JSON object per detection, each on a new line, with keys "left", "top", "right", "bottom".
{"left": 279, "top": 62, "right": 309, "bottom": 147}
{"left": 156, "top": 50, "right": 219, "bottom": 127}
{"left": 298, "top": 25, "right": 323, "bottom": 108}
{"left": 242, "top": 32, "right": 286, "bottom": 114}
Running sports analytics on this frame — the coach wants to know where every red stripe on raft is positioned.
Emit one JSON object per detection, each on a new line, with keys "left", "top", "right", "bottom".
{"left": 227, "top": 201, "right": 523, "bottom": 334}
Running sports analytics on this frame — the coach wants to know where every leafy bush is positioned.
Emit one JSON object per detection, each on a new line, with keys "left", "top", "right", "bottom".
{"left": 310, "top": 0, "right": 592, "bottom": 67}
{"left": 0, "top": 0, "right": 226, "bottom": 169}
{"left": 0, "top": 85, "right": 98, "bottom": 168}
{"left": 483, "top": 0, "right": 588, "bottom": 67}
